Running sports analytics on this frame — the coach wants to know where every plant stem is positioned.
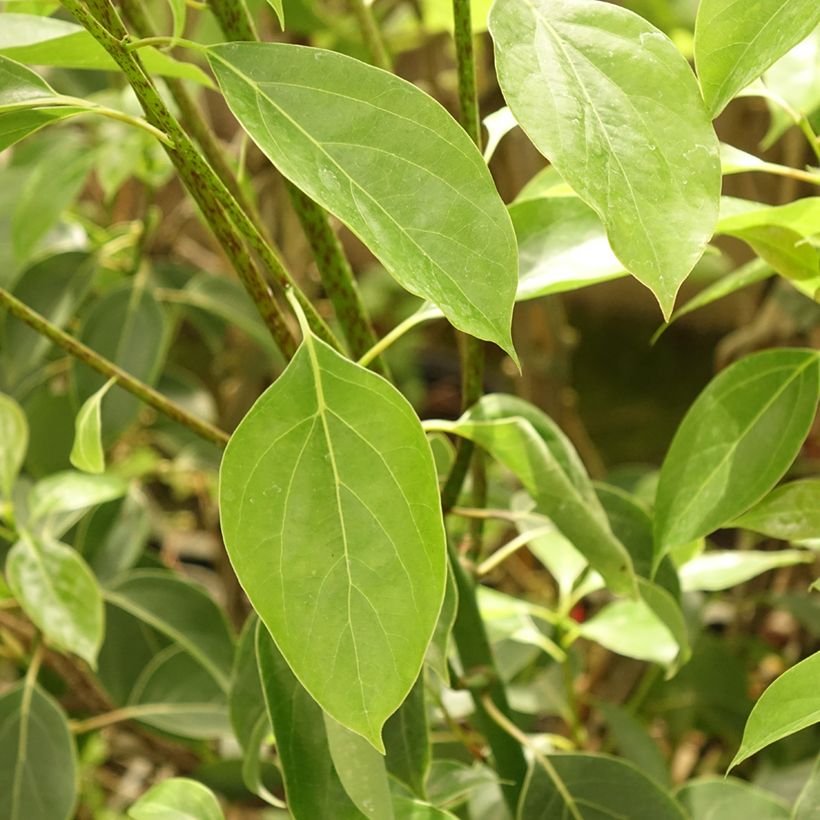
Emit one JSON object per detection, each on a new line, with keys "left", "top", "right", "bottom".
{"left": 59, "top": 0, "right": 311, "bottom": 358}
{"left": 348, "top": 0, "right": 392, "bottom": 71}
{"left": 0, "top": 288, "right": 231, "bottom": 448}
{"left": 448, "top": 543, "right": 527, "bottom": 809}
{"left": 476, "top": 526, "right": 554, "bottom": 577}
{"left": 207, "top": 0, "right": 383, "bottom": 367}
{"left": 452, "top": 0, "right": 482, "bottom": 146}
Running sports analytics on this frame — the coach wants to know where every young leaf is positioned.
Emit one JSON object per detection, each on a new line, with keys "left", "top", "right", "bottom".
{"left": 6, "top": 531, "right": 104, "bottom": 666}
{"left": 207, "top": 42, "right": 518, "bottom": 357}
{"left": 730, "top": 651, "right": 820, "bottom": 769}
{"left": 105, "top": 570, "right": 236, "bottom": 692}
{"left": 383, "top": 676, "right": 430, "bottom": 798}
{"left": 255, "top": 624, "right": 365, "bottom": 819}
{"left": 490, "top": 0, "right": 720, "bottom": 319}
{"left": 676, "top": 777, "right": 790, "bottom": 820}
{"left": 733, "top": 480, "right": 820, "bottom": 541}
{"left": 693, "top": 0, "right": 820, "bottom": 117}
{"left": 654, "top": 349, "right": 820, "bottom": 554}
{"left": 70, "top": 378, "right": 115, "bottom": 474}
{"left": 0, "top": 683, "right": 77, "bottom": 820}
{"left": 28, "top": 470, "right": 127, "bottom": 523}
{"left": 128, "top": 778, "right": 224, "bottom": 820}
{"left": 265, "top": 0, "right": 285, "bottom": 29}
{"left": 679, "top": 549, "right": 814, "bottom": 592}
{"left": 0, "top": 392, "right": 27, "bottom": 500}
{"left": 219, "top": 314, "right": 447, "bottom": 750}
{"left": 74, "top": 285, "right": 169, "bottom": 442}
{"left": 325, "top": 714, "right": 395, "bottom": 819}
{"left": 517, "top": 754, "right": 687, "bottom": 820}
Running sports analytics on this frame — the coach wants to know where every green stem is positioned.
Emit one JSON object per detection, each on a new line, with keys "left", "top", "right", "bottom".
{"left": 448, "top": 543, "right": 527, "bottom": 809}
{"left": 348, "top": 0, "right": 392, "bottom": 71}
{"left": 207, "top": 0, "right": 380, "bottom": 364}
{"left": 452, "top": 0, "right": 482, "bottom": 147}
{"left": 0, "top": 288, "right": 230, "bottom": 448}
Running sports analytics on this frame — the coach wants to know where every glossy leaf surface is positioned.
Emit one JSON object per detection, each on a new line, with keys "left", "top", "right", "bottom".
{"left": 6, "top": 531, "right": 104, "bottom": 665}
{"left": 208, "top": 42, "right": 517, "bottom": 355}
{"left": 730, "top": 651, "right": 820, "bottom": 768}
{"left": 0, "top": 683, "right": 77, "bottom": 820}
{"left": 654, "top": 349, "right": 820, "bottom": 553}
{"left": 694, "top": 0, "right": 820, "bottom": 116}
{"left": 128, "top": 778, "right": 224, "bottom": 820}
{"left": 490, "top": 0, "right": 720, "bottom": 318}
{"left": 733, "top": 480, "right": 820, "bottom": 541}
{"left": 220, "top": 320, "right": 446, "bottom": 748}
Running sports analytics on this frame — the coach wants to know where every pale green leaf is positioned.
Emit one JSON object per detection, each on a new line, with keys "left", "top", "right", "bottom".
{"left": 517, "top": 754, "right": 687, "bottom": 820}
{"left": 255, "top": 624, "right": 365, "bottom": 819}
{"left": 70, "top": 377, "right": 115, "bottom": 474}
{"left": 677, "top": 777, "right": 790, "bottom": 819}
{"left": 6, "top": 531, "right": 104, "bottom": 665}
{"left": 384, "top": 676, "right": 429, "bottom": 798}
{"left": 105, "top": 570, "right": 235, "bottom": 692}
{"left": 482, "top": 105, "right": 517, "bottom": 163}
{"left": 654, "top": 348, "right": 820, "bottom": 553}
{"left": 680, "top": 549, "right": 814, "bottom": 593}
{"left": 490, "top": 0, "right": 720, "bottom": 319}
{"left": 730, "top": 652, "right": 820, "bottom": 769}
{"left": 393, "top": 798, "right": 458, "bottom": 819}
{"left": 325, "top": 714, "right": 395, "bottom": 819}
{"left": 720, "top": 143, "right": 820, "bottom": 186}
{"left": 128, "top": 778, "right": 224, "bottom": 820}
{"left": 733, "top": 480, "right": 820, "bottom": 540}
{"left": 219, "top": 319, "right": 446, "bottom": 749}
{"left": 265, "top": 0, "right": 285, "bottom": 29}
{"left": 0, "top": 14, "right": 213, "bottom": 86}
{"left": 793, "top": 756, "right": 820, "bottom": 820}
{"left": 510, "top": 197, "right": 626, "bottom": 300}
{"left": 28, "top": 470, "right": 126, "bottom": 522}
{"left": 207, "top": 42, "right": 518, "bottom": 357}
{"left": 425, "top": 563, "right": 457, "bottom": 684}
{"left": 0, "top": 392, "right": 27, "bottom": 500}
{"left": 694, "top": 0, "right": 820, "bottom": 117}
{"left": 0, "top": 682, "right": 77, "bottom": 820}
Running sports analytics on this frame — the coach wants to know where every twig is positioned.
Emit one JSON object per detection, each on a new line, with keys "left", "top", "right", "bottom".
{"left": 0, "top": 288, "right": 230, "bottom": 448}
{"left": 348, "top": 0, "right": 392, "bottom": 71}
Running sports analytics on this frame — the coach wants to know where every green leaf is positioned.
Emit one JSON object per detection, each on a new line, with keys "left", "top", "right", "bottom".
{"left": 105, "top": 570, "right": 235, "bottom": 692}
{"left": 74, "top": 284, "right": 169, "bottom": 442}
{"left": 0, "top": 14, "right": 214, "bottom": 87}
{"left": 693, "top": 0, "right": 820, "bottom": 117}
{"left": 255, "top": 624, "right": 365, "bottom": 819}
{"left": 733, "top": 480, "right": 820, "bottom": 540}
{"left": 425, "top": 564, "right": 457, "bottom": 684}
{"left": 676, "top": 777, "right": 790, "bottom": 820}
{"left": 70, "top": 378, "right": 115, "bottom": 474}
{"left": 490, "top": 0, "right": 720, "bottom": 319}
{"left": 28, "top": 470, "right": 127, "bottom": 524}
{"left": 510, "top": 197, "right": 626, "bottom": 300}
{"left": 6, "top": 531, "right": 104, "bottom": 665}
{"left": 517, "top": 754, "right": 686, "bottom": 820}
{"left": 219, "top": 317, "right": 446, "bottom": 750}
{"left": 384, "top": 676, "right": 430, "bottom": 798}
{"left": 427, "top": 395, "right": 636, "bottom": 596}
{"left": 720, "top": 143, "right": 820, "bottom": 186}
{"left": 0, "top": 392, "right": 27, "bottom": 500}
{"left": 166, "top": 0, "right": 187, "bottom": 41}
{"left": 654, "top": 348, "right": 820, "bottom": 553}
{"left": 392, "top": 798, "right": 458, "bottom": 820}
{"left": 325, "top": 714, "right": 395, "bottom": 819}
{"left": 730, "top": 651, "right": 820, "bottom": 769}
{"left": 128, "top": 778, "right": 224, "bottom": 820}
{"left": 0, "top": 682, "right": 77, "bottom": 820}
{"left": 265, "top": 0, "right": 285, "bottom": 29}
{"left": 793, "top": 756, "right": 820, "bottom": 820}
{"left": 207, "top": 42, "right": 518, "bottom": 357}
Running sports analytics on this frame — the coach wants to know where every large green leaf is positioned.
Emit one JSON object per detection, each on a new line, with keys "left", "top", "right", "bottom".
{"left": 0, "top": 14, "right": 213, "bottom": 86}
{"left": 74, "top": 284, "right": 168, "bottom": 442}
{"left": 0, "top": 392, "right": 27, "bottom": 499}
{"left": 733, "top": 480, "right": 820, "bottom": 540}
{"left": 105, "top": 570, "right": 235, "bottom": 692}
{"left": 510, "top": 197, "right": 626, "bottom": 300}
{"left": 427, "top": 396, "right": 636, "bottom": 596}
{"left": 490, "top": 0, "right": 720, "bottom": 319}
{"left": 517, "top": 754, "right": 686, "bottom": 819}
{"left": 219, "top": 317, "right": 446, "bottom": 750}
{"left": 6, "top": 531, "right": 104, "bottom": 666}
{"left": 207, "top": 42, "right": 517, "bottom": 356}
{"left": 679, "top": 549, "right": 814, "bottom": 592}
{"left": 676, "top": 777, "right": 790, "bottom": 820}
{"left": 0, "top": 682, "right": 77, "bottom": 820}
{"left": 654, "top": 349, "right": 820, "bottom": 553}
{"left": 693, "top": 0, "right": 820, "bottom": 117}
{"left": 255, "top": 624, "right": 365, "bottom": 819}
{"left": 383, "top": 676, "right": 430, "bottom": 798}
{"left": 128, "top": 778, "right": 224, "bottom": 820}
{"left": 730, "top": 651, "right": 820, "bottom": 769}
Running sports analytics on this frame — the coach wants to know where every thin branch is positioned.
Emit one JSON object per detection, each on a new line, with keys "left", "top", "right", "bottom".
{"left": 0, "top": 288, "right": 230, "bottom": 448}
{"left": 477, "top": 526, "right": 555, "bottom": 577}
{"left": 348, "top": 0, "right": 392, "bottom": 71}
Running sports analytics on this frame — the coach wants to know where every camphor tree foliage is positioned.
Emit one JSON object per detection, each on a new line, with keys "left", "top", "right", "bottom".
{"left": 0, "top": 0, "right": 819, "bottom": 817}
